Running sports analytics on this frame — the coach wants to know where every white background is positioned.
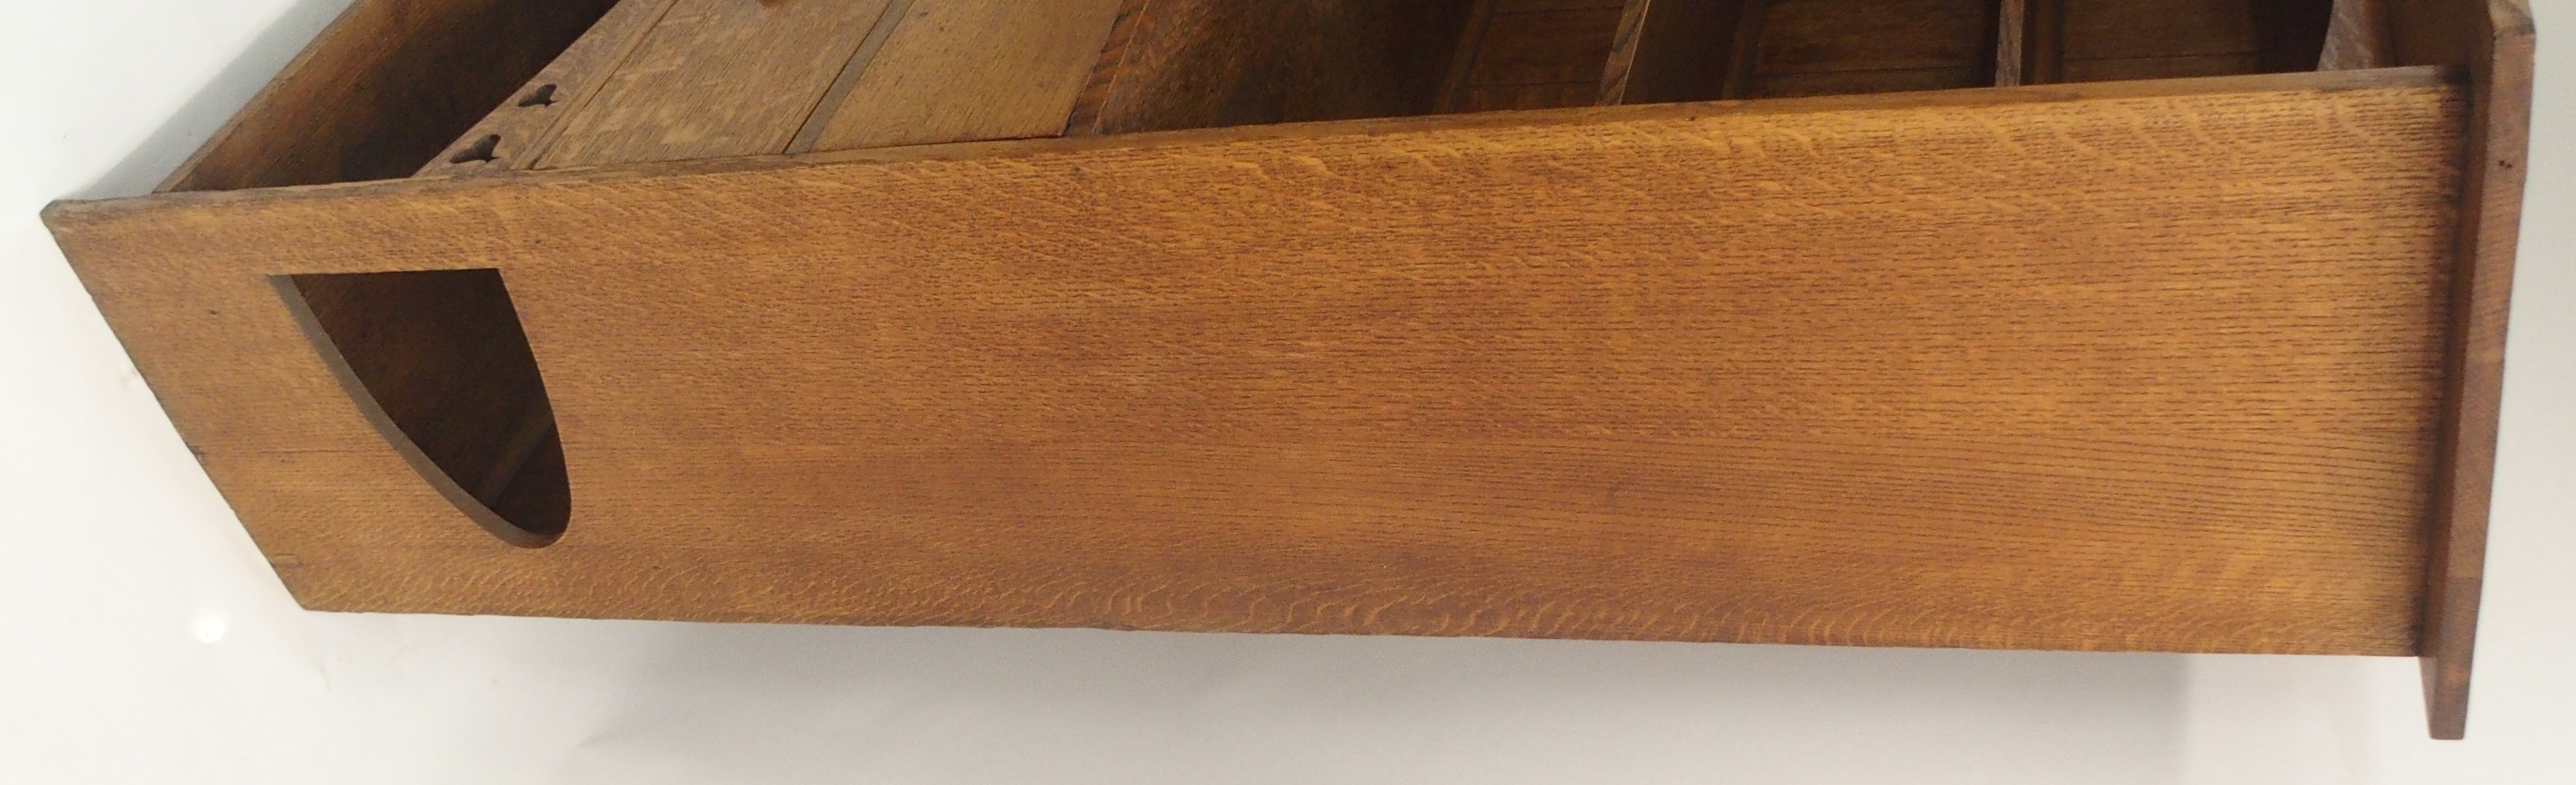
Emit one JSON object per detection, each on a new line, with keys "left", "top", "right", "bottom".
{"left": 3, "top": 1, "right": 2568, "bottom": 781}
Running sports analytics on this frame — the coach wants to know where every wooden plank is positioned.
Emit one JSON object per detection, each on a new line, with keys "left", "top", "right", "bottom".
{"left": 161, "top": 0, "right": 619, "bottom": 191}
{"left": 1599, "top": 0, "right": 1744, "bottom": 105}
{"left": 535, "top": 0, "right": 898, "bottom": 168}
{"left": 1734, "top": 0, "right": 1991, "bottom": 98}
{"left": 1996, "top": 0, "right": 2028, "bottom": 85}
{"left": 2320, "top": 0, "right": 2395, "bottom": 69}
{"left": 419, "top": 0, "right": 681, "bottom": 177}
{"left": 2060, "top": 0, "right": 2265, "bottom": 84}
{"left": 1718, "top": 0, "right": 1767, "bottom": 97}
{"left": 2021, "top": 0, "right": 2066, "bottom": 83}
{"left": 2389, "top": 0, "right": 2532, "bottom": 743}
{"left": 1464, "top": 6, "right": 1627, "bottom": 86}
{"left": 1065, "top": 0, "right": 1479, "bottom": 135}
{"left": 801, "top": 0, "right": 1125, "bottom": 152}
{"left": 48, "top": 70, "right": 2463, "bottom": 658}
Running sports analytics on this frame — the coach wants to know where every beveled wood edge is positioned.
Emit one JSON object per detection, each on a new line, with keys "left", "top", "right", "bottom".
{"left": 2419, "top": 0, "right": 2533, "bottom": 742}
{"left": 56, "top": 65, "right": 2456, "bottom": 220}
{"left": 266, "top": 276, "right": 559, "bottom": 548}
{"left": 151, "top": 0, "right": 383, "bottom": 192}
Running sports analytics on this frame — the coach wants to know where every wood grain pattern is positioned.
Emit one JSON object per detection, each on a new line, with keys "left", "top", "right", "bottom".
{"left": 419, "top": 0, "right": 681, "bottom": 177}
{"left": 2057, "top": 0, "right": 2274, "bottom": 83}
{"left": 1740, "top": 0, "right": 1994, "bottom": 98}
{"left": 535, "top": 0, "right": 898, "bottom": 167}
{"left": 2390, "top": 0, "right": 2532, "bottom": 743}
{"left": 49, "top": 70, "right": 2464, "bottom": 658}
{"left": 1065, "top": 0, "right": 1478, "bottom": 134}
{"left": 803, "top": 0, "right": 1125, "bottom": 152}
{"left": 2320, "top": 0, "right": 2394, "bottom": 69}
{"left": 160, "top": 0, "right": 619, "bottom": 190}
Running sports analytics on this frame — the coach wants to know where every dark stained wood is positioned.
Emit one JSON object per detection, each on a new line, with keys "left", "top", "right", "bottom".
{"left": 1600, "top": 0, "right": 1747, "bottom": 105}
{"left": 2053, "top": 0, "right": 2329, "bottom": 83}
{"left": 161, "top": 0, "right": 620, "bottom": 191}
{"left": 2387, "top": 0, "right": 2532, "bottom": 743}
{"left": 2253, "top": 0, "right": 2336, "bottom": 73}
{"left": 278, "top": 271, "right": 566, "bottom": 546}
{"left": 2020, "top": 0, "right": 2067, "bottom": 83}
{"left": 1439, "top": 0, "right": 1629, "bottom": 111}
{"left": 1738, "top": 0, "right": 1995, "bottom": 98}
{"left": 49, "top": 69, "right": 2464, "bottom": 660}
{"left": 1066, "top": 0, "right": 1480, "bottom": 134}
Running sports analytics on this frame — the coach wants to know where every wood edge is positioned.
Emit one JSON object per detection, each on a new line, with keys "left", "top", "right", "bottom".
{"left": 153, "top": 0, "right": 385, "bottom": 193}
{"left": 47, "top": 66, "right": 2461, "bottom": 220}
{"left": 263, "top": 276, "right": 558, "bottom": 550}
{"left": 517, "top": 0, "right": 685, "bottom": 171}
{"left": 1063, "top": 0, "right": 1156, "bottom": 136}
{"left": 2419, "top": 0, "right": 2532, "bottom": 742}
{"left": 1717, "top": 0, "right": 1767, "bottom": 98}
{"left": 785, "top": 0, "right": 917, "bottom": 155}
{"left": 1996, "top": 0, "right": 2027, "bottom": 86}
{"left": 1598, "top": 0, "right": 1655, "bottom": 105}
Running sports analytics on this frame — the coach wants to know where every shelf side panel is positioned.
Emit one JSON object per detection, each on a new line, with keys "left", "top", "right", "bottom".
{"left": 53, "top": 70, "right": 2467, "bottom": 659}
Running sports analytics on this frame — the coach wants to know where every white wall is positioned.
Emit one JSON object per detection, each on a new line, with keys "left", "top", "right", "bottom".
{"left": 2, "top": 2, "right": 2568, "bottom": 781}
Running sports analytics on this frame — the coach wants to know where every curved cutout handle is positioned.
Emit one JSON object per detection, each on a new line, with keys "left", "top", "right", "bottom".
{"left": 272, "top": 270, "right": 570, "bottom": 547}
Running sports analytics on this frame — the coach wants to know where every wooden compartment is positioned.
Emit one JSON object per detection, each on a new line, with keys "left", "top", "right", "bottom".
{"left": 42, "top": 0, "right": 2530, "bottom": 738}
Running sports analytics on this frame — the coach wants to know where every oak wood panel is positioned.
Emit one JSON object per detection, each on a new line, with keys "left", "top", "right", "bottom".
{"left": 536, "top": 0, "right": 898, "bottom": 167}
{"left": 2388, "top": 0, "right": 2532, "bottom": 742}
{"left": 804, "top": 0, "right": 1126, "bottom": 152}
{"left": 161, "top": 0, "right": 619, "bottom": 191}
{"left": 2057, "top": 0, "right": 2279, "bottom": 84}
{"left": 49, "top": 70, "right": 2462, "bottom": 658}
{"left": 1066, "top": 0, "right": 1479, "bottom": 135}
{"left": 419, "top": 0, "right": 681, "bottom": 177}
{"left": 1440, "top": 0, "right": 1627, "bottom": 112}
{"left": 1742, "top": 0, "right": 1994, "bottom": 97}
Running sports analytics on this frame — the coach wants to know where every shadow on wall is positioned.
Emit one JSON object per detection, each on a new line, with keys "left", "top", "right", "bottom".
{"left": 559, "top": 625, "right": 2188, "bottom": 785}
{"left": 71, "top": 0, "right": 355, "bottom": 199}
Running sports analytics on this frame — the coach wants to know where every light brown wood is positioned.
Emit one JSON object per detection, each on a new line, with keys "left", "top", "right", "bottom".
{"left": 535, "top": 0, "right": 898, "bottom": 168}
{"left": 161, "top": 0, "right": 620, "bottom": 191}
{"left": 2388, "top": 0, "right": 2532, "bottom": 743}
{"left": 1065, "top": 0, "right": 1478, "bottom": 134}
{"left": 51, "top": 70, "right": 2464, "bottom": 658}
{"left": 419, "top": 0, "right": 681, "bottom": 177}
{"left": 802, "top": 0, "right": 1125, "bottom": 152}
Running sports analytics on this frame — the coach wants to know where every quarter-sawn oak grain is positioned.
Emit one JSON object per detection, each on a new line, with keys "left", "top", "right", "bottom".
{"left": 48, "top": 71, "right": 2464, "bottom": 656}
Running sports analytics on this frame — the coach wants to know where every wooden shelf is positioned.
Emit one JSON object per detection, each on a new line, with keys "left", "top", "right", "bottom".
{"left": 42, "top": 0, "right": 2528, "bottom": 740}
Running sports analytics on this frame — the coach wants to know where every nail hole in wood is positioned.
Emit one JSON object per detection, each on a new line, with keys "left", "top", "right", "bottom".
{"left": 450, "top": 134, "right": 501, "bottom": 165}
